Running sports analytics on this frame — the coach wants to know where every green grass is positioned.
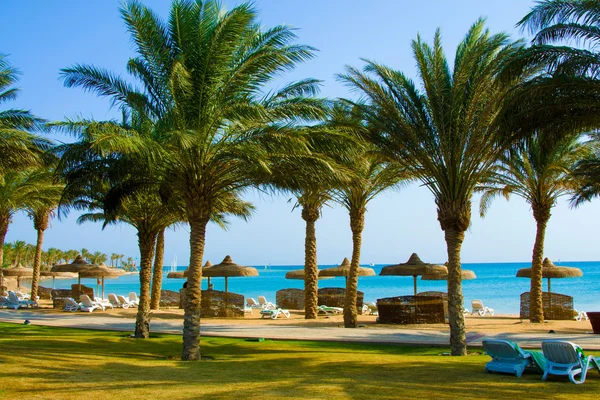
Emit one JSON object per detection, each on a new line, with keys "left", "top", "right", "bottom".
{"left": 0, "top": 322, "right": 599, "bottom": 399}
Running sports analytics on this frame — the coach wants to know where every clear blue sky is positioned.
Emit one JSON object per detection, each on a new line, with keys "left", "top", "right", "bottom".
{"left": 2, "top": 0, "right": 599, "bottom": 266}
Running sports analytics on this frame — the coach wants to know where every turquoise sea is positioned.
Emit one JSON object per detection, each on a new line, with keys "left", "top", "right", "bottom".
{"left": 46, "top": 261, "right": 600, "bottom": 314}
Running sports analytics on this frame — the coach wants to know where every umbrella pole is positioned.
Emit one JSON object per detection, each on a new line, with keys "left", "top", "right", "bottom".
{"left": 208, "top": 277, "right": 211, "bottom": 289}
{"left": 52, "top": 276, "right": 55, "bottom": 289}
{"left": 413, "top": 275, "right": 417, "bottom": 296}
{"left": 102, "top": 276, "right": 105, "bottom": 299}
{"left": 225, "top": 277, "right": 228, "bottom": 292}
{"left": 96, "top": 280, "right": 99, "bottom": 298}
{"left": 17, "top": 276, "right": 20, "bottom": 291}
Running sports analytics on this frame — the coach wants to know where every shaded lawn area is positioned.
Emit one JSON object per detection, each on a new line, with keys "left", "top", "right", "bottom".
{"left": 0, "top": 323, "right": 599, "bottom": 399}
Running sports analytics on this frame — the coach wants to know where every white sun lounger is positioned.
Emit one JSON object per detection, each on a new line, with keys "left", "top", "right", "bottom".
{"left": 471, "top": 300, "right": 495, "bottom": 316}
{"left": 63, "top": 298, "right": 80, "bottom": 312}
{"left": 246, "top": 298, "right": 261, "bottom": 308}
{"left": 108, "top": 293, "right": 129, "bottom": 309}
{"left": 128, "top": 292, "right": 140, "bottom": 307}
{"left": 79, "top": 295, "right": 103, "bottom": 312}
{"left": 258, "top": 296, "right": 276, "bottom": 310}
{"left": 542, "top": 340, "right": 600, "bottom": 384}
{"left": 95, "top": 297, "right": 114, "bottom": 310}
{"left": 7, "top": 291, "right": 32, "bottom": 309}
{"left": 118, "top": 295, "right": 135, "bottom": 308}
{"left": 260, "top": 308, "right": 290, "bottom": 320}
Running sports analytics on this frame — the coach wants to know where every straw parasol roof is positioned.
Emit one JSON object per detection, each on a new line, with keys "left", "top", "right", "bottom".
{"left": 379, "top": 253, "right": 447, "bottom": 295}
{"left": 51, "top": 254, "right": 94, "bottom": 273}
{"left": 516, "top": 257, "right": 582, "bottom": 292}
{"left": 318, "top": 258, "right": 376, "bottom": 278}
{"left": 3, "top": 263, "right": 33, "bottom": 290}
{"left": 79, "top": 264, "right": 125, "bottom": 299}
{"left": 285, "top": 269, "right": 332, "bottom": 280}
{"left": 421, "top": 269, "right": 477, "bottom": 280}
{"left": 202, "top": 255, "right": 258, "bottom": 292}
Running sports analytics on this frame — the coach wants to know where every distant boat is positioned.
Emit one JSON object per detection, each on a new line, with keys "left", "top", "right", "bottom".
{"left": 370, "top": 262, "right": 375, "bottom": 267}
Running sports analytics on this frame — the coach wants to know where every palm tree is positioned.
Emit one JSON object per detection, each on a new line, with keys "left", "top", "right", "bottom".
{"left": 329, "top": 104, "right": 408, "bottom": 328}
{"left": 0, "top": 54, "right": 49, "bottom": 174}
{"left": 25, "top": 167, "right": 64, "bottom": 299}
{"left": 339, "top": 20, "right": 523, "bottom": 355}
{"left": 0, "top": 173, "right": 48, "bottom": 288}
{"left": 150, "top": 228, "right": 165, "bottom": 310}
{"left": 80, "top": 248, "right": 92, "bottom": 262}
{"left": 477, "top": 132, "right": 588, "bottom": 322}
{"left": 60, "top": 0, "right": 326, "bottom": 360}
{"left": 499, "top": 0, "right": 600, "bottom": 137}
{"left": 11, "top": 240, "right": 27, "bottom": 265}
{"left": 65, "top": 250, "right": 79, "bottom": 264}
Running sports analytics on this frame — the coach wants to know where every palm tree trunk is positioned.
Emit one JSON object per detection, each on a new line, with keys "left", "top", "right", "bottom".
{"left": 530, "top": 206, "right": 550, "bottom": 323}
{"left": 182, "top": 215, "right": 209, "bottom": 361}
{"left": 344, "top": 207, "right": 364, "bottom": 328}
{"left": 31, "top": 211, "right": 49, "bottom": 300}
{"left": 0, "top": 214, "right": 10, "bottom": 290}
{"left": 302, "top": 204, "right": 320, "bottom": 319}
{"left": 134, "top": 228, "right": 157, "bottom": 339}
{"left": 444, "top": 228, "right": 467, "bottom": 356}
{"left": 150, "top": 228, "right": 165, "bottom": 310}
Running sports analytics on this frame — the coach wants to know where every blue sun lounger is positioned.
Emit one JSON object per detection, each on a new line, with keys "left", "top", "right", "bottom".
{"left": 482, "top": 339, "right": 545, "bottom": 377}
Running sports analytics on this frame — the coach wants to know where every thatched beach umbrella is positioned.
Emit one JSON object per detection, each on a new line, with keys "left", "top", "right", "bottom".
{"left": 79, "top": 264, "right": 125, "bottom": 298}
{"left": 40, "top": 270, "right": 75, "bottom": 289}
{"left": 167, "top": 260, "right": 213, "bottom": 281}
{"left": 3, "top": 263, "right": 33, "bottom": 290}
{"left": 516, "top": 257, "right": 583, "bottom": 293}
{"left": 379, "top": 253, "right": 446, "bottom": 296}
{"left": 51, "top": 255, "right": 95, "bottom": 286}
{"left": 202, "top": 255, "right": 258, "bottom": 292}
{"left": 319, "top": 258, "right": 376, "bottom": 279}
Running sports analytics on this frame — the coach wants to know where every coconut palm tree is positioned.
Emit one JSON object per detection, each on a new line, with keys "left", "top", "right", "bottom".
{"left": 150, "top": 227, "right": 165, "bottom": 310}
{"left": 339, "top": 20, "right": 523, "bottom": 355}
{"left": 60, "top": 0, "right": 327, "bottom": 359}
{"left": 477, "top": 131, "right": 589, "bottom": 322}
{"left": 329, "top": 104, "right": 409, "bottom": 328}
{"left": 80, "top": 248, "right": 92, "bottom": 262}
{"left": 0, "top": 54, "right": 49, "bottom": 174}
{"left": 25, "top": 167, "right": 64, "bottom": 299}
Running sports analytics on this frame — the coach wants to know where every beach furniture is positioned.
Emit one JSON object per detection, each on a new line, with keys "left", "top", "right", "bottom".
{"left": 246, "top": 298, "right": 261, "bottom": 308}
{"left": 8, "top": 291, "right": 37, "bottom": 309}
{"left": 471, "top": 300, "right": 494, "bottom": 316}
{"left": 15, "top": 291, "right": 31, "bottom": 300}
{"left": 542, "top": 340, "right": 600, "bottom": 384}
{"left": 482, "top": 339, "right": 545, "bottom": 377}
{"left": 0, "top": 295, "right": 7, "bottom": 308}
{"left": 128, "top": 292, "right": 140, "bottom": 307}
{"left": 365, "top": 302, "right": 378, "bottom": 316}
{"left": 318, "top": 305, "right": 343, "bottom": 315}
{"left": 80, "top": 295, "right": 103, "bottom": 312}
{"left": 573, "top": 310, "right": 588, "bottom": 321}
{"left": 258, "top": 296, "right": 276, "bottom": 310}
{"left": 108, "top": 293, "right": 129, "bottom": 309}
{"left": 118, "top": 295, "right": 135, "bottom": 307}
{"left": 95, "top": 297, "right": 114, "bottom": 310}
{"left": 260, "top": 308, "right": 290, "bottom": 319}
{"left": 63, "top": 298, "right": 80, "bottom": 312}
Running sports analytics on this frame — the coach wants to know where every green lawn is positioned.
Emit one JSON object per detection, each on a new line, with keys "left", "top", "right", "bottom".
{"left": 0, "top": 322, "right": 598, "bottom": 399}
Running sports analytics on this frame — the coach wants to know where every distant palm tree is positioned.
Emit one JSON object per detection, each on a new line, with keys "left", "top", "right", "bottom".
{"left": 478, "top": 132, "right": 588, "bottom": 322}
{"left": 80, "top": 248, "right": 92, "bottom": 262}
{"left": 25, "top": 166, "right": 64, "bottom": 299}
{"left": 0, "top": 53, "right": 49, "bottom": 174}
{"left": 329, "top": 104, "right": 409, "bottom": 328}
{"left": 65, "top": 250, "right": 79, "bottom": 264}
{"left": 11, "top": 240, "right": 27, "bottom": 265}
{"left": 60, "top": 0, "right": 326, "bottom": 360}
{"left": 340, "top": 20, "right": 523, "bottom": 355}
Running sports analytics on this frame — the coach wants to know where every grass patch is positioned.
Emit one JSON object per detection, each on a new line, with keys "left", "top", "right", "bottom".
{"left": 0, "top": 322, "right": 599, "bottom": 399}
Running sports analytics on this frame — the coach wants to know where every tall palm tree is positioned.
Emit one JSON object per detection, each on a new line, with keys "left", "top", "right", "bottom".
{"left": 329, "top": 104, "right": 408, "bottom": 328}
{"left": 60, "top": 0, "right": 326, "bottom": 360}
{"left": 339, "top": 20, "right": 523, "bottom": 355}
{"left": 477, "top": 132, "right": 588, "bottom": 322}
{"left": 0, "top": 54, "right": 49, "bottom": 174}
{"left": 150, "top": 227, "right": 165, "bottom": 310}
{"left": 25, "top": 167, "right": 64, "bottom": 299}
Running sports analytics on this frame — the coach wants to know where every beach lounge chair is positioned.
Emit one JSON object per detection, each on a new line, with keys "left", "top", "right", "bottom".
{"left": 246, "top": 298, "right": 261, "bottom": 308}
{"left": 95, "top": 297, "right": 114, "bottom": 310}
{"left": 318, "top": 305, "right": 343, "bottom": 315}
{"left": 542, "top": 340, "right": 600, "bottom": 384}
{"left": 80, "top": 295, "right": 103, "bottom": 312}
{"left": 128, "top": 292, "right": 140, "bottom": 307}
{"left": 574, "top": 310, "right": 589, "bottom": 321}
{"left": 15, "top": 291, "right": 30, "bottom": 300}
{"left": 117, "top": 295, "right": 135, "bottom": 308}
{"left": 482, "top": 339, "right": 545, "bottom": 377}
{"left": 0, "top": 295, "right": 7, "bottom": 308}
{"left": 260, "top": 308, "right": 291, "bottom": 320}
{"left": 63, "top": 298, "right": 80, "bottom": 312}
{"left": 364, "top": 302, "right": 378, "bottom": 316}
{"left": 108, "top": 293, "right": 129, "bottom": 309}
{"left": 258, "top": 296, "right": 276, "bottom": 310}
{"left": 7, "top": 291, "right": 31, "bottom": 309}
{"left": 471, "top": 300, "right": 495, "bottom": 316}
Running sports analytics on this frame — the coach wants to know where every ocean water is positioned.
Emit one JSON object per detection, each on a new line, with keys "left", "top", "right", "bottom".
{"left": 46, "top": 261, "right": 600, "bottom": 314}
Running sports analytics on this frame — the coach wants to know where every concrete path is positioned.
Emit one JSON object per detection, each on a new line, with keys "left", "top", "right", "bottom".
{"left": 1, "top": 309, "right": 599, "bottom": 350}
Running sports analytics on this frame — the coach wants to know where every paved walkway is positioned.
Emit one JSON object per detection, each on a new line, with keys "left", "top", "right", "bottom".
{"left": 1, "top": 309, "right": 599, "bottom": 350}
